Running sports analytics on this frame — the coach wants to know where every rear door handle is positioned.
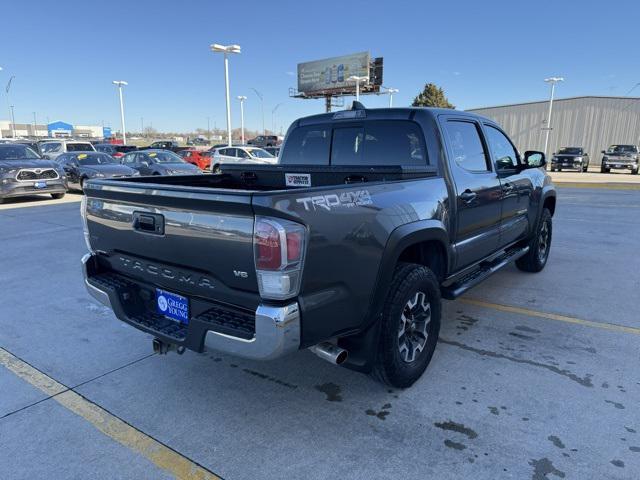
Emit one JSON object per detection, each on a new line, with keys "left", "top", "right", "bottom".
{"left": 460, "top": 190, "right": 477, "bottom": 204}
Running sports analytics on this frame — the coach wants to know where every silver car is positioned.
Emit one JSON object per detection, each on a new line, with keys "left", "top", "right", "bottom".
{"left": 40, "top": 140, "right": 96, "bottom": 161}
{"left": 210, "top": 146, "right": 276, "bottom": 173}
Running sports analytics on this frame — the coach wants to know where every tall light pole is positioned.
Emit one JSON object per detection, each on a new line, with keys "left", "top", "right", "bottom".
{"left": 9, "top": 105, "right": 15, "bottom": 138}
{"left": 112, "top": 80, "right": 128, "bottom": 144}
{"left": 386, "top": 88, "right": 399, "bottom": 107}
{"left": 347, "top": 75, "right": 368, "bottom": 102}
{"left": 5, "top": 74, "right": 16, "bottom": 138}
{"left": 237, "top": 95, "right": 247, "bottom": 144}
{"left": 271, "top": 103, "right": 283, "bottom": 134}
{"left": 206, "top": 116, "right": 210, "bottom": 141}
{"left": 211, "top": 43, "right": 241, "bottom": 146}
{"left": 251, "top": 88, "right": 265, "bottom": 134}
{"left": 543, "top": 77, "right": 564, "bottom": 157}
{"left": 33, "top": 112, "right": 37, "bottom": 137}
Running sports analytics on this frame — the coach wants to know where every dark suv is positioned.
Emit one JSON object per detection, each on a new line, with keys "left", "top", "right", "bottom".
{"left": 550, "top": 147, "right": 589, "bottom": 172}
{"left": 601, "top": 145, "right": 639, "bottom": 174}
{"left": 247, "top": 135, "right": 279, "bottom": 147}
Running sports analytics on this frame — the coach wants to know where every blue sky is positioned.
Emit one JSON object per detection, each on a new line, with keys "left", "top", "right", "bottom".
{"left": 2, "top": 0, "right": 639, "bottom": 133}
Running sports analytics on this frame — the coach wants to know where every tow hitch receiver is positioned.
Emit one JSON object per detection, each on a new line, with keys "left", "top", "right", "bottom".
{"left": 153, "top": 338, "right": 185, "bottom": 355}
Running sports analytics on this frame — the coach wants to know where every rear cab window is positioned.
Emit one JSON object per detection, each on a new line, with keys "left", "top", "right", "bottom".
{"left": 280, "top": 120, "right": 427, "bottom": 166}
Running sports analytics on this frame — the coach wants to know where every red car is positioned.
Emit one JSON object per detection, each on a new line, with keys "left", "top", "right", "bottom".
{"left": 177, "top": 149, "right": 212, "bottom": 171}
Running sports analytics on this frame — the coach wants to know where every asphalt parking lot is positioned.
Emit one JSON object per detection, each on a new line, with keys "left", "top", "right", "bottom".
{"left": 1, "top": 187, "right": 639, "bottom": 480}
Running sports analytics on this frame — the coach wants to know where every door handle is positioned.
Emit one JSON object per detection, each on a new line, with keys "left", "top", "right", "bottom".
{"left": 460, "top": 190, "right": 477, "bottom": 204}
{"left": 502, "top": 182, "right": 515, "bottom": 193}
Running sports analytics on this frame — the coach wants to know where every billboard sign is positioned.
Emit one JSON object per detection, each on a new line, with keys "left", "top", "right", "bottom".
{"left": 297, "top": 52, "right": 370, "bottom": 95}
{"left": 103, "top": 127, "right": 112, "bottom": 138}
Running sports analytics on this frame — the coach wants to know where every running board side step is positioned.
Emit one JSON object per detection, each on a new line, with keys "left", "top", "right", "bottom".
{"left": 441, "top": 246, "right": 530, "bottom": 300}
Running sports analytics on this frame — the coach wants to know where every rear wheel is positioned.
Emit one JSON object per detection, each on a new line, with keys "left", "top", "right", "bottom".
{"left": 632, "top": 167, "right": 639, "bottom": 175}
{"left": 582, "top": 164, "right": 588, "bottom": 172}
{"left": 51, "top": 193, "right": 65, "bottom": 200}
{"left": 516, "top": 208, "right": 552, "bottom": 273}
{"left": 371, "top": 263, "right": 441, "bottom": 388}
{"left": 601, "top": 165, "right": 610, "bottom": 173}
{"left": 212, "top": 164, "right": 221, "bottom": 174}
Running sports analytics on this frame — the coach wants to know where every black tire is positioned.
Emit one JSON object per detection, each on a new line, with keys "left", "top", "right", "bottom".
{"left": 51, "top": 193, "right": 65, "bottom": 200}
{"left": 79, "top": 177, "right": 86, "bottom": 192}
{"left": 632, "top": 168, "right": 639, "bottom": 175}
{"left": 550, "top": 167, "right": 556, "bottom": 172}
{"left": 557, "top": 167, "right": 562, "bottom": 172}
{"left": 601, "top": 166, "right": 610, "bottom": 173}
{"left": 516, "top": 208, "right": 552, "bottom": 273}
{"left": 371, "top": 263, "right": 441, "bottom": 388}
{"left": 212, "top": 164, "right": 221, "bottom": 174}
{"left": 582, "top": 164, "right": 588, "bottom": 172}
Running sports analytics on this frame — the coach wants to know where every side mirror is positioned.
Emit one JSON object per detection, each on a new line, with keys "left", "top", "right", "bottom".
{"left": 601, "top": 150, "right": 606, "bottom": 154}
{"left": 524, "top": 151, "right": 546, "bottom": 168}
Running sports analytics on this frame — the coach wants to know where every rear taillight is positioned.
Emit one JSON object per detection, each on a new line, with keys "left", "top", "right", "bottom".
{"left": 113, "top": 152, "right": 124, "bottom": 158}
{"left": 254, "top": 217, "right": 307, "bottom": 300}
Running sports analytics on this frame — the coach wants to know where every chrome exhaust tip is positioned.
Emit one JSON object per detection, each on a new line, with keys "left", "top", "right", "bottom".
{"left": 309, "top": 342, "right": 348, "bottom": 365}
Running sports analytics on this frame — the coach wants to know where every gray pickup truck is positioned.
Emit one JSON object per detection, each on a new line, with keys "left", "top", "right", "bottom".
{"left": 81, "top": 104, "right": 556, "bottom": 387}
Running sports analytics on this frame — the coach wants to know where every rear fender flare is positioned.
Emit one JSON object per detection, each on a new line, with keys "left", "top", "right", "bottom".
{"left": 366, "top": 220, "right": 451, "bottom": 328}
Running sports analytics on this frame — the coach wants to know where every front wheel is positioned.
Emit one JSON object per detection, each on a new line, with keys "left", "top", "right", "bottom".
{"left": 371, "top": 263, "right": 441, "bottom": 388}
{"left": 51, "top": 193, "right": 65, "bottom": 200}
{"left": 582, "top": 164, "right": 588, "bottom": 172}
{"left": 516, "top": 208, "right": 552, "bottom": 273}
{"left": 631, "top": 167, "right": 639, "bottom": 175}
{"left": 601, "top": 166, "right": 610, "bottom": 173}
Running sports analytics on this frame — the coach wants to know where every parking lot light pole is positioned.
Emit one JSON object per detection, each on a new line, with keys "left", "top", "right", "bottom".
{"left": 112, "top": 81, "right": 128, "bottom": 144}
{"left": 271, "top": 103, "right": 282, "bottom": 135}
{"left": 543, "top": 77, "right": 564, "bottom": 157}
{"left": 211, "top": 44, "right": 241, "bottom": 146}
{"left": 251, "top": 88, "right": 265, "bottom": 134}
{"left": 347, "top": 75, "right": 368, "bottom": 102}
{"left": 237, "top": 96, "right": 247, "bottom": 144}
{"left": 5, "top": 73, "right": 16, "bottom": 138}
{"left": 386, "top": 87, "right": 399, "bottom": 107}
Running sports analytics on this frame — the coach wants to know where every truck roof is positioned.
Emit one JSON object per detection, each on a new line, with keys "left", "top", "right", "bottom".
{"left": 293, "top": 106, "right": 493, "bottom": 127}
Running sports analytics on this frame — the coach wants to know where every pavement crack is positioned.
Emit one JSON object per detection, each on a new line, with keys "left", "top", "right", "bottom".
{"left": 440, "top": 338, "right": 593, "bottom": 387}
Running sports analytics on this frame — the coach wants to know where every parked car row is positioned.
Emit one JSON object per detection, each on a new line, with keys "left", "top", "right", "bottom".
{"left": 550, "top": 144, "right": 639, "bottom": 174}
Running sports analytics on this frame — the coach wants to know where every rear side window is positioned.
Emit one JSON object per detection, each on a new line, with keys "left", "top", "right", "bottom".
{"left": 444, "top": 121, "right": 490, "bottom": 172}
{"left": 67, "top": 143, "right": 94, "bottom": 152}
{"left": 280, "top": 125, "right": 331, "bottom": 165}
{"left": 330, "top": 121, "right": 426, "bottom": 166}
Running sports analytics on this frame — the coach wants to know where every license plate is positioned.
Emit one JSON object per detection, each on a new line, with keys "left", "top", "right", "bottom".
{"left": 34, "top": 181, "right": 47, "bottom": 189}
{"left": 155, "top": 288, "right": 189, "bottom": 324}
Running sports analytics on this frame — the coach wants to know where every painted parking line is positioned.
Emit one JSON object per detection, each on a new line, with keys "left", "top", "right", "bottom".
{"left": 459, "top": 298, "right": 640, "bottom": 336}
{"left": 0, "top": 348, "right": 220, "bottom": 480}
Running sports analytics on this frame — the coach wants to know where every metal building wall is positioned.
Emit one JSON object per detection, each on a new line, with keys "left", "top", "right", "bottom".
{"left": 468, "top": 96, "right": 640, "bottom": 162}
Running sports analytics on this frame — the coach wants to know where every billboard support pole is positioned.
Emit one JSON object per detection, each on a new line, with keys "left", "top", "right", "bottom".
{"left": 325, "top": 96, "right": 332, "bottom": 113}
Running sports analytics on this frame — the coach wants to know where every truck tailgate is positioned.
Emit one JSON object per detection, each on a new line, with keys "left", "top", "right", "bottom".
{"left": 84, "top": 181, "right": 259, "bottom": 309}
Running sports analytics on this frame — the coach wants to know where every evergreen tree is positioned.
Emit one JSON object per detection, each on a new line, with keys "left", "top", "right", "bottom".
{"left": 412, "top": 83, "right": 455, "bottom": 109}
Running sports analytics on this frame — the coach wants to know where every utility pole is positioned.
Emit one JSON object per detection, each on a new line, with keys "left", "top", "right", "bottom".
{"left": 6, "top": 75, "right": 16, "bottom": 138}
{"left": 207, "top": 116, "right": 210, "bottom": 141}
{"left": 9, "top": 105, "right": 16, "bottom": 138}
{"left": 386, "top": 88, "right": 399, "bottom": 107}
{"left": 543, "top": 77, "right": 564, "bottom": 157}
{"left": 33, "top": 112, "right": 37, "bottom": 137}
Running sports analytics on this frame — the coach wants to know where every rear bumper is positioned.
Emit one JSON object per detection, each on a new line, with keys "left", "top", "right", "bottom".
{"left": 82, "top": 253, "right": 300, "bottom": 360}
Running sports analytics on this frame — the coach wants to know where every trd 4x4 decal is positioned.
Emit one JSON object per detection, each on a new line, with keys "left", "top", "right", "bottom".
{"left": 296, "top": 190, "right": 373, "bottom": 211}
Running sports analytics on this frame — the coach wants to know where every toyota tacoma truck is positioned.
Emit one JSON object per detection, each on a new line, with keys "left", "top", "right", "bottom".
{"left": 81, "top": 104, "right": 556, "bottom": 387}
